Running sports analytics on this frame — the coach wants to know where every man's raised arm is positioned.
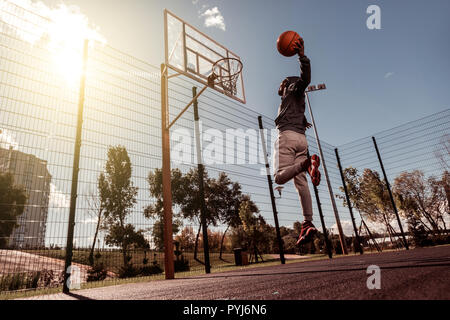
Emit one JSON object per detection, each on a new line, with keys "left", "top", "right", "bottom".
{"left": 294, "top": 39, "right": 311, "bottom": 92}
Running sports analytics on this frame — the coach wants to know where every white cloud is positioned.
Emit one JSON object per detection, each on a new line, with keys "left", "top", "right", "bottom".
{"left": 200, "top": 7, "right": 226, "bottom": 31}
{"left": 0, "top": 0, "right": 106, "bottom": 85}
{"left": 362, "top": 220, "right": 385, "bottom": 234}
{"left": 0, "top": 0, "right": 106, "bottom": 47}
{"left": 384, "top": 72, "right": 394, "bottom": 79}
{"left": 49, "top": 183, "right": 70, "bottom": 208}
{"left": 82, "top": 217, "right": 98, "bottom": 224}
{"left": 330, "top": 218, "right": 409, "bottom": 237}
{"left": 331, "top": 220, "right": 355, "bottom": 236}
{"left": 0, "top": 129, "right": 19, "bottom": 150}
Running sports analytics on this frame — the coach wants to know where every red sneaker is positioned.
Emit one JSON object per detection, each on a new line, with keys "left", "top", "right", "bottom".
{"left": 296, "top": 220, "right": 317, "bottom": 245}
{"left": 308, "top": 154, "right": 321, "bottom": 186}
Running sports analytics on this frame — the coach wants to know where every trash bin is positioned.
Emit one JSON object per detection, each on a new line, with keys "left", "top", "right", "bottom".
{"left": 241, "top": 251, "right": 249, "bottom": 266}
{"left": 233, "top": 248, "right": 243, "bottom": 266}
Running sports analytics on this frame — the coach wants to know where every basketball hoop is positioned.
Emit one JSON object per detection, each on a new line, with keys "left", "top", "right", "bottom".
{"left": 209, "top": 58, "right": 243, "bottom": 96}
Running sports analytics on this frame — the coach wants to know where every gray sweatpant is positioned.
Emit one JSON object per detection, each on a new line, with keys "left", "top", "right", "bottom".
{"left": 273, "top": 130, "right": 313, "bottom": 221}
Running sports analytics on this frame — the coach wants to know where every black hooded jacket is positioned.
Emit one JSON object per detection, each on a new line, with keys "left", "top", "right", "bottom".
{"left": 275, "top": 55, "right": 311, "bottom": 134}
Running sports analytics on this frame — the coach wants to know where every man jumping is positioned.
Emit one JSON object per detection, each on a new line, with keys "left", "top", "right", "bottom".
{"left": 273, "top": 37, "right": 321, "bottom": 246}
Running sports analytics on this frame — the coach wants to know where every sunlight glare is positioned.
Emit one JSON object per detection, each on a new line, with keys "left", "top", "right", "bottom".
{"left": 45, "top": 4, "right": 106, "bottom": 86}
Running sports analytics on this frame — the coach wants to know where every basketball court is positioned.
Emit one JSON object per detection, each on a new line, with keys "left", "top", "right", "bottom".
{"left": 1, "top": 1, "right": 448, "bottom": 302}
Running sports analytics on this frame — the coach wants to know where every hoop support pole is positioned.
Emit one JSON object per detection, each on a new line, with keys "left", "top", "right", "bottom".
{"left": 161, "top": 63, "right": 175, "bottom": 279}
{"left": 167, "top": 85, "right": 208, "bottom": 130}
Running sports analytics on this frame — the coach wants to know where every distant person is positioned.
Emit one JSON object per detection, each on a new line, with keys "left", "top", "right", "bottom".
{"left": 273, "top": 37, "right": 321, "bottom": 246}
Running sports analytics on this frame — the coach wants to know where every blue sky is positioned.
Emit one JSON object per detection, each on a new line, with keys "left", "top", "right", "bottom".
{"left": 44, "top": 0, "right": 450, "bottom": 145}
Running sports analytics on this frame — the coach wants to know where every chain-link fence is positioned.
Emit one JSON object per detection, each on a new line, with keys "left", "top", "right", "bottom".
{"left": 1, "top": 0, "right": 448, "bottom": 296}
{"left": 334, "top": 110, "right": 449, "bottom": 251}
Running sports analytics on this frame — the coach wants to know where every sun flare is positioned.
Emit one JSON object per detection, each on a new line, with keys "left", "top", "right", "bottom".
{"left": 51, "top": 46, "right": 83, "bottom": 86}
{"left": 42, "top": 3, "right": 105, "bottom": 86}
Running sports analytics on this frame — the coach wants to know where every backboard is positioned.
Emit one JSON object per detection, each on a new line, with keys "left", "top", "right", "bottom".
{"left": 164, "top": 9, "right": 246, "bottom": 104}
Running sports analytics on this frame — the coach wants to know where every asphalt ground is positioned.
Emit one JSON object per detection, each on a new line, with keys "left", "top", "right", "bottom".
{"left": 22, "top": 245, "right": 450, "bottom": 300}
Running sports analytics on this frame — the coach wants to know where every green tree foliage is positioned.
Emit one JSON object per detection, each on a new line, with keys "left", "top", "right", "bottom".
{"left": 178, "top": 169, "right": 222, "bottom": 260}
{"left": 150, "top": 219, "right": 180, "bottom": 251}
{"left": 407, "top": 216, "right": 431, "bottom": 247}
{"left": 0, "top": 172, "right": 27, "bottom": 248}
{"left": 293, "top": 221, "right": 302, "bottom": 234}
{"left": 98, "top": 146, "right": 148, "bottom": 267}
{"left": 258, "top": 220, "right": 277, "bottom": 254}
{"left": 237, "top": 200, "right": 268, "bottom": 261}
{"left": 146, "top": 168, "right": 256, "bottom": 260}
{"left": 394, "top": 170, "right": 448, "bottom": 236}
{"left": 339, "top": 166, "right": 449, "bottom": 247}
{"left": 145, "top": 168, "right": 187, "bottom": 251}
{"left": 442, "top": 171, "right": 450, "bottom": 209}
{"left": 175, "top": 226, "right": 196, "bottom": 251}
{"left": 338, "top": 167, "right": 398, "bottom": 242}
{"left": 86, "top": 189, "right": 105, "bottom": 266}
{"left": 104, "top": 224, "right": 148, "bottom": 251}
{"left": 282, "top": 234, "right": 297, "bottom": 254}
{"left": 210, "top": 174, "right": 258, "bottom": 259}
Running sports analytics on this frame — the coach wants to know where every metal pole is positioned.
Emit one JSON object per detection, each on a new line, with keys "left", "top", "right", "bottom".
{"left": 257, "top": 116, "right": 285, "bottom": 264}
{"left": 193, "top": 87, "right": 211, "bottom": 273}
{"left": 63, "top": 39, "right": 89, "bottom": 293}
{"left": 305, "top": 92, "right": 348, "bottom": 255}
{"left": 168, "top": 85, "right": 207, "bottom": 130}
{"left": 161, "top": 64, "right": 175, "bottom": 279}
{"left": 361, "top": 218, "right": 382, "bottom": 252}
{"left": 335, "top": 148, "right": 363, "bottom": 255}
{"left": 307, "top": 150, "right": 333, "bottom": 259}
{"left": 372, "top": 137, "right": 409, "bottom": 250}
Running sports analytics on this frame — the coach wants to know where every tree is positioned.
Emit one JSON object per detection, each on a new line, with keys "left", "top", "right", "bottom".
{"left": 282, "top": 234, "right": 298, "bottom": 254}
{"left": 260, "top": 222, "right": 277, "bottom": 254}
{"left": 434, "top": 134, "right": 449, "bottom": 172}
{"left": 86, "top": 188, "right": 104, "bottom": 266}
{"left": 0, "top": 172, "right": 27, "bottom": 248}
{"left": 238, "top": 200, "right": 267, "bottom": 262}
{"left": 293, "top": 221, "right": 302, "bottom": 235}
{"left": 98, "top": 146, "right": 147, "bottom": 268}
{"left": 178, "top": 168, "right": 219, "bottom": 261}
{"left": 394, "top": 170, "right": 448, "bottom": 236}
{"left": 145, "top": 168, "right": 186, "bottom": 251}
{"left": 175, "top": 226, "right": 196, "bottom": 251}
{"left": 442, "top": 171, "right": 450, "bottom": 215}
{"left": 196, "top": 229, "right": 223, "bottom": 252}
{"left": 407, "top": 216, "right": 430, "bottom": 247}
{"left": 104, "top": 224, "right": 148, "bottom": 251}
{"left": 338, "top": 168, "right": 398, "bottom": 244}
{"left": 150, "top": 220, "right": 164, "bottom": 250}
{"left": 146, "top": 168, "right": 255, "bottom": 263}
{"left": 210, "top": 174, "right": 240, "bottom": 259}
{"left": 207, "top": 173, "right": 258, "bottom": 260}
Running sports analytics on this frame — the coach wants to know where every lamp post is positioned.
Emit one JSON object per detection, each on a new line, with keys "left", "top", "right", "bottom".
{"left": 305, "top": 84, "right": 348, "bottom": 255}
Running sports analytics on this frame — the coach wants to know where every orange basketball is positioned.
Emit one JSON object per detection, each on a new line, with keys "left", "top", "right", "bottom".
{"left": 277, "top": 31, "right": 301, "bottom": 57}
